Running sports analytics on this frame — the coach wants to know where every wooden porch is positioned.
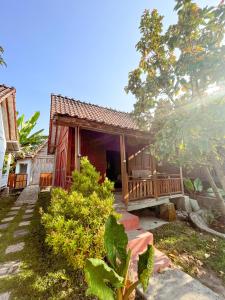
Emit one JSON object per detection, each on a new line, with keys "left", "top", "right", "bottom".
{"left": 115, "top": 173, "right": 183, "bottom": 211}
{"left": 63, "top": 127, "right": 184, "bottom": 209}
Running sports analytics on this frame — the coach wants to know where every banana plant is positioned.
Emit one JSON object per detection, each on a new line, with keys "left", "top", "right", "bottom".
{"left": 85, "top": 215, "right": 154, "bottom": 300}
{"left": 184, "top": 177, "right": 203, "bottom": 195}
{"left": 17, "top": 111, "right": 46, "bottom": 152}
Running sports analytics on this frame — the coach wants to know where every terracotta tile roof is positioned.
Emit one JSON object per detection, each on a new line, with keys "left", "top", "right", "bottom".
{"left": 0, "top": 84, "right": 16, "bottom": 101}
{"left": 51, "top": 94, "right": 139, "bottom": 131}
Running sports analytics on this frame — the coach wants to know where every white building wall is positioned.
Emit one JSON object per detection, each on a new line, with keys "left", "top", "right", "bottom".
{"left": 0, "top": 105, "right": 7, "bottom": 189}
{"left": 15, "top": 158, "right": 32, "bottom": 186}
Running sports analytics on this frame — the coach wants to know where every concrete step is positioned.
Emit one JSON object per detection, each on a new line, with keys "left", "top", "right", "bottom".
{"left": 127, "top": 229, "right": 154, "bottom": 257}
{"left": 128, "top": 244, "right": 171, "bottom": 281}
{"left": 154, "top": 247, "right": 171, "bottom": 273}
{"left": 119, "top": 211, "right": 140, "bottom": 231}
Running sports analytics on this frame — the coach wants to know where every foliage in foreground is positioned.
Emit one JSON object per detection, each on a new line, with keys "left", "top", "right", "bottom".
{"left": 85, "top": 215, "right": 154, "bottom": 300}
{"left": 42, "top": 157, "right": 115, "bottom": 270}
{"left": 0, "top": 191, "right": 96, "bottom": 299}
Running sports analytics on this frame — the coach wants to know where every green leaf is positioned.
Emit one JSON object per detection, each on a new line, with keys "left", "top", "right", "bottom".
{"left": 104, "top": 215, "right": 128, "bottom": 274}
{"left": 138, "top": 244, "right": 154, "bottom": 292}
{"left": 85, "top": 258, "right": 123, "bottom": 300}
{"left": 184, "top": 178, "right": 195, "bottom": 192}
{"left": 193, "top": 177, "right": 203, "bottom": 192}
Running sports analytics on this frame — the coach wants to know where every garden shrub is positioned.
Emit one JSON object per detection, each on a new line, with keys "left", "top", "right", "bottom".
{"left": 42, "top": 157, "right": 115, "bottom": 270}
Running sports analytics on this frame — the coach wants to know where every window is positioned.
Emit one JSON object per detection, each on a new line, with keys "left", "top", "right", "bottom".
{"left": 19, "top": 163, "right": 27, "bottom": 174}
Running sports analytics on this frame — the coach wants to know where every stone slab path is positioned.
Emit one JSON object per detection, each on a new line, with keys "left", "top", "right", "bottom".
{"left": 15, "top": 185, "right": 39, "bottom": 205}
{"left": 0, "top": 185, "right": 39, "bottom": 299}
{"left": 138, "top": 268, "right": 223, "bottom": 300}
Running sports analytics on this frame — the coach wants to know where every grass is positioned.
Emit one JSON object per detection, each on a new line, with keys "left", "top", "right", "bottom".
{"left": 0, "top": 191, "right": 95, "bottom": 300}
{"left": 153, "top": 221, "right": 225, "bottom": 283}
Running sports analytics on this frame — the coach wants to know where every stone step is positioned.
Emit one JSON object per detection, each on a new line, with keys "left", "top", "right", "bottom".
{"left": 126, "top": 227, "right": 170, "bottom": 281}
{"left": 128, "top": 245, "right": 171, "bottom": 281}
{"left": 153, "top": 247, "right": 171, "bottom": 273}
{"left": 119, "top": 211, "right": 140, "bottom": 231}
{"left": 127, "top": 229, "right": 154, "bottom": 257}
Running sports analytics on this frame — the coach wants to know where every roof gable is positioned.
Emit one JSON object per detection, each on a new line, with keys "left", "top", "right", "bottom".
{"left": 50, "top": 94, "right": 139, "bottom": 131}
{"left": 0, "top": 84, "right": 16, "bottom": 103}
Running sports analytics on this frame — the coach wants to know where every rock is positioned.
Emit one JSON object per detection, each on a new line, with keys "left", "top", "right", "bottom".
{"left": 190, "top": 198, "right": 200, "bottom": 212}
{"left": 1, "top": 217, "right": 14, "bottom": 223}
{"left": 160, "top": 203, "right": 176, "bottom": 221}
{"left": 175, "top": 196, "right": 192, "bottom": 213}
{"left": 137, "top": 268, "right": 223, "bottom": 300}
{"left": 190, "top": 212, "right": 225, "bottom": 239}
{"left": 22, "top": 214, "right": 33, "bottom": 220}
{"left": 0, "top": 223, "right": 9, "bottom": 230}
{"left": 13, "top": 229, "right": 29, "bottom": 238}
{"left": 0, "top": 292, "right": 11, "bottom": 300}
{"left": 176, "top": 210, "right": 189, "bottom": 221}
{"left": 19, "top": 221, "right": 31, "bottom": 227}
{"left": 7, "top": 211, "right": 18, "bottom": 216}
{"left": 0, "top": 261, "right": 20, "bottom": 277}
{"left": 5, "top": 242, "right": 25, "bottom": 254}
{"left": 10, "top": 206, "right": 21, "bottom": 211}
{"left": 25, "top": 209, "right": 34, "bottom": 214}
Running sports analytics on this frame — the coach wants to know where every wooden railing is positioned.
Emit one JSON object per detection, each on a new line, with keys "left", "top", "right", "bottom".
{"left": 127, "top": 174, "right": 182, "bottom": 202}
{"left": 40, "top": 173, "right": 53, "bottom": 187}
{"left": 8, "top": 173, "right": 27, "bottom": 189}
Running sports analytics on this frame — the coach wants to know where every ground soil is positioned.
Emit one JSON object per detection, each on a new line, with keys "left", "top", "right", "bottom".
{"left": 210, "top": 216, "right": 225, "bottom": 234}
{"left": 152, "top": 220, "right": 225, "bottom": 298}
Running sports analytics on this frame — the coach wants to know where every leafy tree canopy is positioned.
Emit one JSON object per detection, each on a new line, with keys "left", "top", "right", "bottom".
{"left": 126, "top": 0, "right": 225, "bottom": 212}
{"left": 126, "top": 0, "right": 225, "bottom": 129}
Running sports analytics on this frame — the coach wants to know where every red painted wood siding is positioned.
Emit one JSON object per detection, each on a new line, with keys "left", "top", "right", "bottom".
{"left": 80, "top": 130, "right": 107, "bottom": 181}
{"left": 54, "top": 126, "right": 69, "bottom": 188}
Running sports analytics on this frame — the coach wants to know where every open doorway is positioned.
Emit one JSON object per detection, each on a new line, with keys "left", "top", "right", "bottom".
{"left": 106, "top": 150, "right": 122, "bottom": 189}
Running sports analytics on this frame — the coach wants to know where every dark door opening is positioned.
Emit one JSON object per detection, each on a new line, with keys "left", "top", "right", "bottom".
{"left": 106, "top": 150, "right": 122, "bottom": 189}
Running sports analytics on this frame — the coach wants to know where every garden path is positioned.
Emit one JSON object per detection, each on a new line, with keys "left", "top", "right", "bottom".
{"left": 0, "top": 185, "right": 39, "bottom": 300}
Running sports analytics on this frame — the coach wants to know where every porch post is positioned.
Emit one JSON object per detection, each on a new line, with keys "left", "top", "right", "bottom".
{"left": 75, "top": 126, "right": 81, "bottom": 171}
{"left": 120, "top": 134, "right": 129, "bottom": 205}
{"left": 180, "top": 166, "right": 184, "bottom": 195}
{"left": 153, "top": 157, "right": 158, "bottom": 199}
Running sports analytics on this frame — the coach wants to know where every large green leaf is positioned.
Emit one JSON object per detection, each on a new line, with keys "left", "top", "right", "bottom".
{"left": 85, "top": 258, "right": 123, "bottom": 300}
{"left": 183, "top": 178, "right": 195, "bottom": 192}
{"left": 104, "top": 215, "right": 128, "bottom": 274}
{"left": 138, "top": 244, "right": 154, "bottom": 292}
{"left": 193, "top": 177, "right": 203, "bottom": 193}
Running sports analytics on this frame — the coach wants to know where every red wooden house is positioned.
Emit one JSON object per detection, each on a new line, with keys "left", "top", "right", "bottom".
{"left": 48, "top": 94, "right": 184, "bottom": 211}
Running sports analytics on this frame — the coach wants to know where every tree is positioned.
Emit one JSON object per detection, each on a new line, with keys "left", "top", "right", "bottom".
{"left": 17, "top": 111, "right": 46, "bottom": 153}
{"left": 0, "top": 46, "right": 6, "bottom": 67}
{"left": 126, "top": 0, "right": 225, "bottom": 213}
{"left": 126, "top": 0, "right": 225, "bottom": 124}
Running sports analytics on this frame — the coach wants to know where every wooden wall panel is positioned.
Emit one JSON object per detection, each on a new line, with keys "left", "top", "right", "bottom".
{"left": 54, "top": 126, "right": 69, "bottom": 188}
{"left": 80, "top": 130, "right": 107, "bottom": 180}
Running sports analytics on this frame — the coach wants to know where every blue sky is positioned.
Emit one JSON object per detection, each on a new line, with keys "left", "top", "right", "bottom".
{"left": 0, "top": 0, "right": 219, "bottom": 133}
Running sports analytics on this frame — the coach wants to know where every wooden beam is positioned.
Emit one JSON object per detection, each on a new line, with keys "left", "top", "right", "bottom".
{"left": 120, "top": 134, "right": 129, "bottom": 205}
{"left": 74, "top": 126, "right": 80, "bottom": 171}
{"left": 54, "top": 115, "right": 152, "bottom": 140}
{"left": 12, "top": 93, "right": 18, "bottom": 140}
{"left": 152, "top": 157, "right": 158, "bottom": 199}
{"left": 180, "top": 166, "right": 184, "bottom": 195}
{"left": 5, "top": 98, "right": 11, "bottom": 140}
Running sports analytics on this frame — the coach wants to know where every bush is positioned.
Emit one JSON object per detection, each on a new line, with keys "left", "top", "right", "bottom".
{"left": 42, "top": 157, "right": 116, "bottom": 270}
